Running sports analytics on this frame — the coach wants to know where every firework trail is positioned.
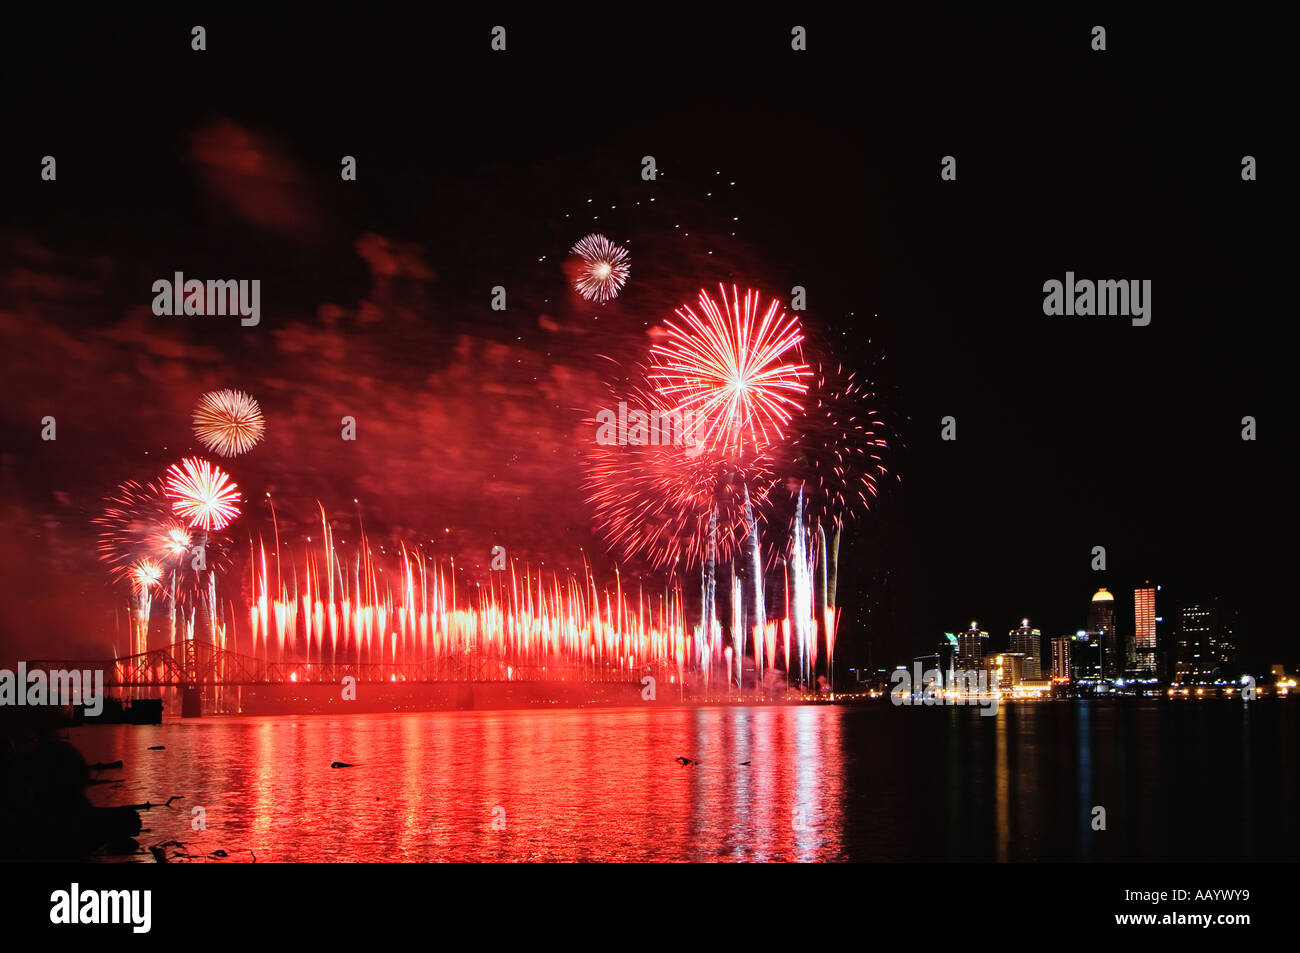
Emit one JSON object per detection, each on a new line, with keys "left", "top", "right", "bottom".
{"left": 570, "top": 233, "right": 630, "bottom": 303}
{"left": 649, "top": 284, "right": 810, "bottom": 459}
{"left": 95, "top": 482, "right": 175, "bottom": 659}
{"left": 772, "top": 361, "right": 897, "bottom": 689}
{"left": 164, "top": 457, "right": 241, "bottom": 531}
{"left": 235, "top": 505, "right": 693, "bottom": 677}
{"left": 789, "top": 487, "right": 813, "bottom": 688}
{"left": 193, "top": 388, "right": 266, "bottom": 457}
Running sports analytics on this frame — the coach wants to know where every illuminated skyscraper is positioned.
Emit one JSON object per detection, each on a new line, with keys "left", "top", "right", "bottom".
{"left": 1131, "top": 583, "right": 1157, "bottom": 676}
{"left": 1051, "top": 635, "right": 1072, "bottom": 681}
{"left": 1174, "top": 598, "right": 1239, "bottom": 683}
{"left": 1009, "top": 618, "right": 1043, "bottom": 680}
{"left": 956, "top": 621, "right": 988, "bottom": 671}
{"left": 1087, "top": 588, "right": 1120, "bottom": 677}
{"left": 1068, "top": 631, "right": 1104, "bottom": 687}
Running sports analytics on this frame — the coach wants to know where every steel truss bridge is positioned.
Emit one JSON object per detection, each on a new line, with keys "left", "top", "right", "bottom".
{"left": 28, "top": 639, "right": 674, "bottom": 689}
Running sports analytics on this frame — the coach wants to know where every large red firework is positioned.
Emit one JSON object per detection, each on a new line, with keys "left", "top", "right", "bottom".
{"left": 778, "top": 364, "right": 893, "bottom": 530}
{"left": 96, "top": 478, "right": 234, "bottom": 601}
{"left": 649, "top": 284, "right": 810, "bottom": 458}
{"left": 163, "top": 457, "right": 241, "bottom": 532}
{"left": 582, "top": 379, "right": 774, "bottom": 568}
{"left": 95, "top": 480, "right": 175, "bottom": 584}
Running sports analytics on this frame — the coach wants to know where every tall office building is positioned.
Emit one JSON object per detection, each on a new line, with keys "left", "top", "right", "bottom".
{"left": 988, "top": 652, "right": 1026, "bottom": 689}
{"left": 1175, "top": 598, "right": 1239, "bottom": 683}
{"left": 1175, "top": 603, "right": 1211, "bottom": 683}
{"left": 1068, "top": 631, "right": 1104, "bottom": 686}
{"left": 1087, "top": 588, "right": 1120, "bottom": 677}
{"left": 939, "top": 633, "right": 959, "bottom": 687}
{"left": 1131, "top": 583, "right": 1157, "bottom": 677}
{"left": 956, "top": 621, "right": 988, "bottom": 671}
{"left": 1051, "top": 635, "right": 1072, "bottom": 681}
{"left": 1008, "top": 618, "right": 1043, "bottom": 680}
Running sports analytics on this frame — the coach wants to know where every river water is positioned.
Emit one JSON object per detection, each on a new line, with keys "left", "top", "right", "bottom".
{"left": 69, "top": 699, "right": 1296, "bottom": 862}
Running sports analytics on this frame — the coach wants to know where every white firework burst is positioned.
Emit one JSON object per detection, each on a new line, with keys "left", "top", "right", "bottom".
{"left": 193, "top": 388, "right": 266, "bottom": 457}
{"left": 570, "top": 233, "right": 630, "bottom": 303}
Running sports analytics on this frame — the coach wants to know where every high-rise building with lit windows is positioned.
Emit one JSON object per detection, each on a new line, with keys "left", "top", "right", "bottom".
{"left": 1174, "top": 598, "right": 1239, "bottom": 683}
{"left": 1087, "top": 588, "right": 1120, "bottom": 677}
{"left": 1009, "top": 619, "right": 1043, "bottom": 680}
{"left": 1051, "top": 635, "right": 1072, "bottom": 681}
{"left": 956, "top": 621, "right": 988, "bottom": 671}
{"left": 1131, "top": 584, "right": 1157, "bottom": 676}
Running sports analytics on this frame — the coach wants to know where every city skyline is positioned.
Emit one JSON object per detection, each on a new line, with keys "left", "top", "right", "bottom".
{"left": 891, "top": 577, "right": 1262, "bottom": 687}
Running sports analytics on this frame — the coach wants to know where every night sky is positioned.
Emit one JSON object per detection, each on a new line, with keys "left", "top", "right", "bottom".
{"left": 1, "top": 9, "right": 1293, "bottom": 671}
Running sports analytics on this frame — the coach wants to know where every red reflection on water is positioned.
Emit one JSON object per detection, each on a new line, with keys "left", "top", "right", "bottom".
{"left": 74, "top": 706, "right": 849, "bottom": 862}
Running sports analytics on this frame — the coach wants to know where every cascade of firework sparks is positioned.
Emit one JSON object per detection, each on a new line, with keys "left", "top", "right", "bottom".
{"left": 778, "top": 363, "right": 894, "bottom": 690}
{"left": 99, "top": 459, "right": 242, "bottom": 666}
{"left": 789, "top": 487, "right": 814, "bottom": 686}
{"left": 237, "top": 506, "right": 693, "bottom": 677}
{"left": 583, "top": 379, "right": 774, "bottom": 569}
{"left": 193, "top": 388, "right": 266, "bottom": 457}
{"left": 97, "top": 481, "right": 182, "bottom": 657}
{"left": 570, "top": 233, "right": 631, "bottom": 303}
{"left": 585, "top": 289, "right": 893, "bottom": 692}
{"left": 646, "top": 284, "right": 811, "bottom": 686}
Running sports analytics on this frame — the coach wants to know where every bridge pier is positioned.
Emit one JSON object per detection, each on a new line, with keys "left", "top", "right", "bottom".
{"left": 182, "top": 686, "right": 203, "bottom": 718}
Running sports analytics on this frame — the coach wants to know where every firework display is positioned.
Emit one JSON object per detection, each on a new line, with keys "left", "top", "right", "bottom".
{"left": 780, "top": 364, "right": 892, "bottom": 530}
{"left": 583, "top": 380, "right": 775, "bottom": 568}
{"left": 192, "top": 388, "right": 266, "bottom": 457}
{"left": 579, "top": 285, "right": 892, "bottom": 691}
{"left": 95, "top": 480, "right": 176, "bottom": 584}
{"left": 91, "top": 263, "right": 891, "bottom": 698}
{"left": 164, "top": 457, "right": 242, "bottom": 532}
{"left": 570, "top": 233, "right": 630, "bottom": 303}
{"left": 650, "top": 284, "right": 811, "bottom": 458}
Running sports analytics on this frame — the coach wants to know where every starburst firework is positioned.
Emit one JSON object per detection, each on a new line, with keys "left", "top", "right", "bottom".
{"left": 780, "top": 364, "right": 892, "bottom": 529}
{"left": 193, "top": 388, "right": 266, "bottom": 457}
{"left": 582, "top": 381, "right": 773, "bottom": 568}
{"left": 164, "top": 457, "right": 241, "bottom": 532}
{"left": 649, "top": 284, "right": 810, "bottom": 458}
{"left": 131, "top": 559, "right": 166, "bottom": 596}
{"left": 96, "top": 480, "right": 175, "bottom": 584}
{"left": 570, "top": 233, "right": 630, "bottom": 303}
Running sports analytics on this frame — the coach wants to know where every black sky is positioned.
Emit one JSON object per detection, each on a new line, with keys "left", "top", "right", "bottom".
{"left": 1, "top": 8, "right": 1293, "bottom": 669}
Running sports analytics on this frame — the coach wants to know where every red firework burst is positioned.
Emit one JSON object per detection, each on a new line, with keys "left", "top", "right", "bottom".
{"left": 649, "top": 284, "right": 810, "bottom": 458}
{"left": 582, "top": 380, "right": 774, "bottom": 568}
{"left": 96, "top": 479, "right": 234, "bottom": 600}
{"left": 163, "top": 457, "right": 241, "bottom": 532}
{"left": 779, "top": 364, "right": 893, "bottom": 529}
{"left": 570, "top": 233, "right": 630, "bottom": 303}
{"left": 96, "top": 480, "right": 174, "bottom": 584}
